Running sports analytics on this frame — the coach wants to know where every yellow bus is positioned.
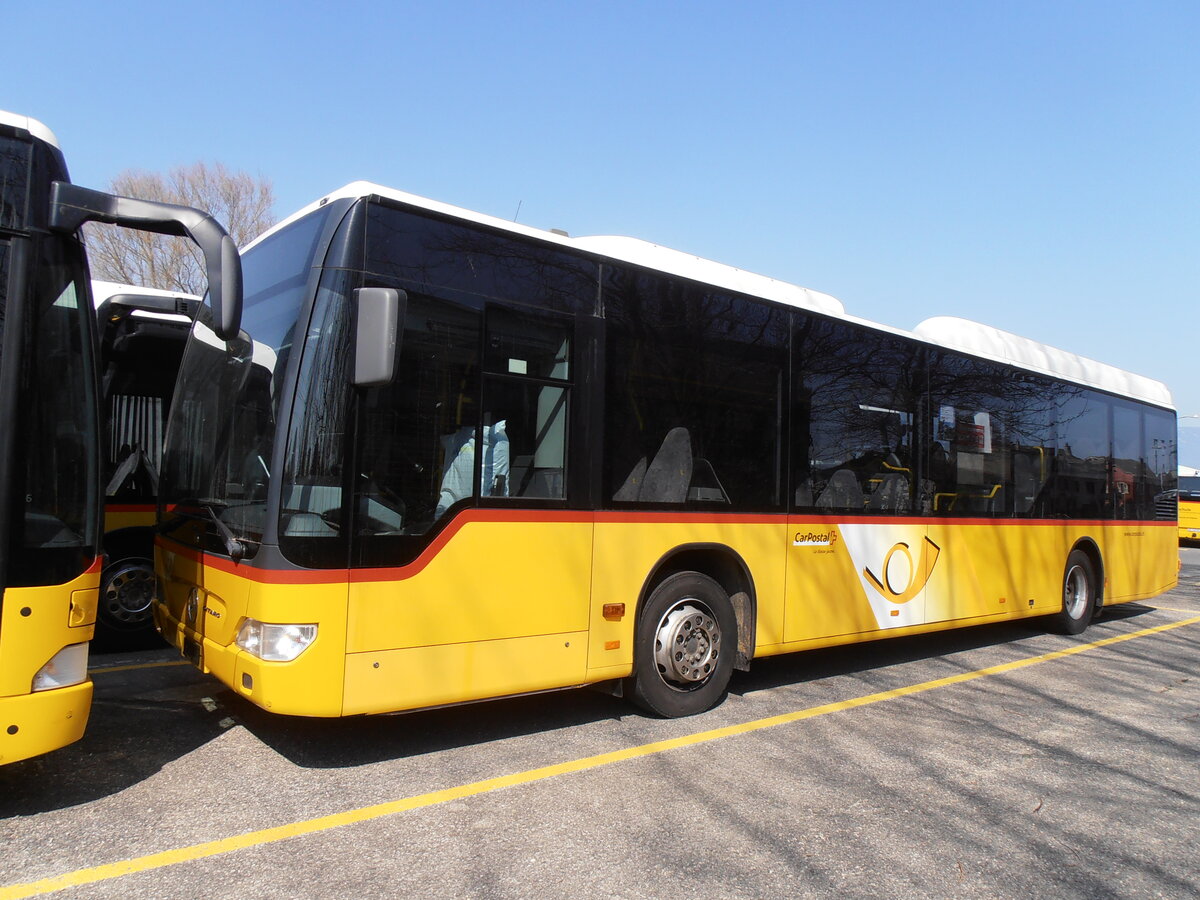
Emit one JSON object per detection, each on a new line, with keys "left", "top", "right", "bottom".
{"left": 1176, "top": 466, "right": 1200, "bottom": 542}
{"left": 93, "top": 282, "right": 198, "bottom": 649}
{"left": 0, "top": 110, "right": 240, "bottom": 764}
{"left": 154, "top": 183, "right": 1177, "bottom": 719}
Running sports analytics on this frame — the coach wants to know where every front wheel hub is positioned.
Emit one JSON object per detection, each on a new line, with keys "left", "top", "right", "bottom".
{"left": 653, "top": 601, "right": 720, "bottom": 687}
{"left": 102, "top": 561, "right": 156, "bottom": 625}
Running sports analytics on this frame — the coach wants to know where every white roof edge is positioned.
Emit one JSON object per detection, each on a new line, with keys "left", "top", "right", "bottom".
{"left": 914, "top": 316, "right": 1174, "bottom": 409}
{"left": 245, "top": 182, "right": 845, "bottom": 316}
{"left": 0, "top": 109, "right": 60, "bottom": 149}
{"left": 91, "top": 280, "right": 200, "bottom": 303}
{"left": 570, "top": 235, "right": 844, "bottom": 316}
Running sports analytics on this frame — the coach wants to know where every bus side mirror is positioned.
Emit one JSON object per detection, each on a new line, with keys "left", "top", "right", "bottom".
{"left": 353, "top": 287, "right": 405, "bottom": 388}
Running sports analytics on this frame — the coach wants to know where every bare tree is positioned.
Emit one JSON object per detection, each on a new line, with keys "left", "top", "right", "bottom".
{"left": 84, "top": 162, "right": 275, "bottom": 295}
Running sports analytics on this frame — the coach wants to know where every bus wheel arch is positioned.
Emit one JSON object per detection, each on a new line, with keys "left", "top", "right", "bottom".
{"left": 637, "top": 544, "right": 756, "bottom": 671}
{"left": 626, "top": 545, "right": 756, "bottom": 718}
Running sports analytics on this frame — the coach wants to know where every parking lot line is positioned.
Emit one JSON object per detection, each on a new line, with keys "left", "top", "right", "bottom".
{"left": 5, "top": 614, "right": 1198, "bottom": 900}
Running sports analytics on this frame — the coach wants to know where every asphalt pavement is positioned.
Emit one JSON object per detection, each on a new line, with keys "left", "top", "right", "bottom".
{"left": 2, "top": 551, "right": 1198, "bottom": 899}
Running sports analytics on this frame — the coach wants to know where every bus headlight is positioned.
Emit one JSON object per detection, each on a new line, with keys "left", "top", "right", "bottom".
{"left": 236, "top": 619, "right": 317, "bottom": 662}
{"left": 32, "top": 643, "right": 89, "bottom": 691}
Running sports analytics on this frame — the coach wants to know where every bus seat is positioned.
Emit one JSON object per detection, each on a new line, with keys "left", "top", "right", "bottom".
{"left": 283, "top": 511, "right": 339, "bottom": 537}
{"left": 613, "top": 457, "right": 647, "bottom": 501}
{"left": 514, "top": 466, "right": 564, "bottom": 499}
{"left": 868, "top": 473, "right": 910, "bottom": 511}
{"left": 640, "top": 427, "right": 693, "bottom": 503}
{"left": 882, "top": 452, "right": 911, "bottom": 475}
{"left": 816, "top": 469, "right": 863, "bottom": 509}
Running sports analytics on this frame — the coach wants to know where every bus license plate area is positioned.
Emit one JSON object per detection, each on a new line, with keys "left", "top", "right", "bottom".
{"left": 182, "top": 635, "right": 203, "bottom": 669}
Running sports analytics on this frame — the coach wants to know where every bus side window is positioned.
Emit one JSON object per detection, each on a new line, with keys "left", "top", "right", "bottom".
{"left": 480, "top": 306, "right": 571, "bottom": 502}
{"left": 1054, "top": 388, "right": 1111, "bottom": 519}
{"left": 604, "top": 270, "right": 788, "bottom": 512}
{"left": 793, "top": 317, "right": 917, "bottom": 514}
{"left": 928, "top": 353, "right": 1060, "bottom": 517}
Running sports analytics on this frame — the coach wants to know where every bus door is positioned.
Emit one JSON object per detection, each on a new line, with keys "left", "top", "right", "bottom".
{"left": 786, "top": 403, "right": 930, "bottom": 643}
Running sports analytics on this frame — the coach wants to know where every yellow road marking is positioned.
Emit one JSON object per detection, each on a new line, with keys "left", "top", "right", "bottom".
{"left": 89, "top": 660, "right": 190, "bottom": 675}
{"left": 6, "top": 615, "right": 1199, "bottom": 900}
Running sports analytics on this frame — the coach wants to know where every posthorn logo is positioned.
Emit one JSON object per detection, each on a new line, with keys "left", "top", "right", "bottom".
{"left": 863, "top": 536, "right": 941, "bottom": 604}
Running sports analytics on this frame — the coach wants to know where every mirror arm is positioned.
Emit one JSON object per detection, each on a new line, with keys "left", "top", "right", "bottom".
{"left": 48, "top": 181, "right": 242, "bottom": 340}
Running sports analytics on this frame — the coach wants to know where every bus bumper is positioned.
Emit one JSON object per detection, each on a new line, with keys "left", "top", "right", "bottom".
{"left": 0, "top": 680, "right": 93, "bottom": 765}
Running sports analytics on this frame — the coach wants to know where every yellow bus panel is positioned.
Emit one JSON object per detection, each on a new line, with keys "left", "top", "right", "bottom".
{"left": 0, "top": 680, "right": 93, "bottom": 765}
{"left": 103, "top": 504, "right": 156, "bottom": 534}
{"left": 1179, "top": 499, "right": 1200, "bottom": 542}
{"left": 343, "top": 631, "right": 589, "bottom": 715}
{"left": 155, "top": 516, "right": 1176, "bottom": 719}
{"left": 346, "top": 518, "right": 593, "bottom": 653}
{"left": 0, "top": 566, "right": 99, "bottom": 764}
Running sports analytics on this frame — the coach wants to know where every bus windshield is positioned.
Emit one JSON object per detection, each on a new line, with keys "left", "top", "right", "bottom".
{"left": 1, "top": 131, "right": 98, "bottom": 587}
{"left": 160, "top": 206, "right": 332, "bottom": 548}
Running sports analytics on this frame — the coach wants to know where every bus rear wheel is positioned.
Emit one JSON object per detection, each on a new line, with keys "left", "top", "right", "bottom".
{"left": 1050, "top": 549, "right": 1097, "bottom": 635}
{"left": 630, "top": 572, "right": 736, "bottom": 717}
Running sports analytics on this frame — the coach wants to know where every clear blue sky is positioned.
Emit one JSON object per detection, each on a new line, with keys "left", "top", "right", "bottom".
{"left": 10, "top": 1, "right": 1199, "bottom": 420}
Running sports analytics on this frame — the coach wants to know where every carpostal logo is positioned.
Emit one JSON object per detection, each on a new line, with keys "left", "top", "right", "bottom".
{"left": 793, "top": 530, "right": 838, "bottom": 547}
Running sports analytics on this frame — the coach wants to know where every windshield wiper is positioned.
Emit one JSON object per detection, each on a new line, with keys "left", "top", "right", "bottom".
{"left": 205, "top": 505, "right": 246, "bottom": 561}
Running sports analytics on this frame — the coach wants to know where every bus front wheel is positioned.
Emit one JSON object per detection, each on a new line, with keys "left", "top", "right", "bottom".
{"left": 630, "top": 572, "right": 736, "bottom": 717}
{"left": 95, "top": 557, "right": 161, "bottom": 649}
{"left": 1051, "top": 549, "right": 1097, "bottom": 635}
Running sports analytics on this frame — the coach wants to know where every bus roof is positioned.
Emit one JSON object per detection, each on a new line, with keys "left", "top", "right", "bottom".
{"left": 915, "top": 316, "right": 1173, "bottom": 409}
{"left": 248, "top": 182, "right": 846, "bottom": 317}
{"left": 0, "top": 109, "right": 60, "bottom": 149}
{"left": 252, "top": 181, "right": 1173, "bottom": 410}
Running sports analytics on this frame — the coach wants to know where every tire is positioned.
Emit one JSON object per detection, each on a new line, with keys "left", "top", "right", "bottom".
{"left": 95, "top": 557, "right": 163, "bottom": 650}
{"left": 630, "top": 572, "right": 737, "bottom": 717}
{"left": 1050, "top": 549, "right": 1097, "bottom": 635}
